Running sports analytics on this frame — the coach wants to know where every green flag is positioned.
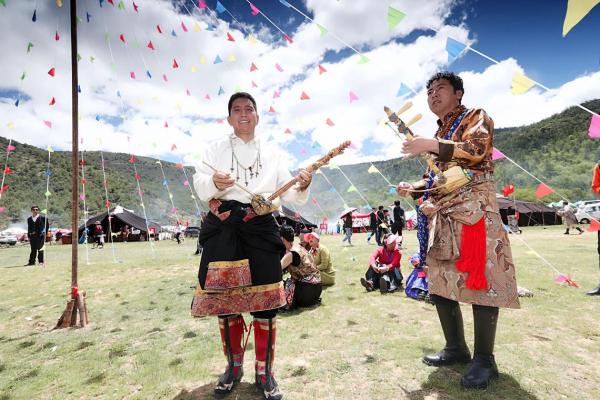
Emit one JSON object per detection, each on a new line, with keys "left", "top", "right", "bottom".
{"left": 387, "top": 6, "right": 406, "bottom": 31}
{"left": 317, "top": 24, "right": 328, "bottom": 37}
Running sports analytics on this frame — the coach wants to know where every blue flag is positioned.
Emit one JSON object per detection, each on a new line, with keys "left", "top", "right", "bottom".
{"left": 216, "top": 1, "right": 226, "bottom": 13}
{"left": 446, "top": 37, "right": 467, "bottom": 62}
{"left": 218, "top": 86, "right": 225, "bottom": 96}
{"left": 146, "top": 70, "right": 152, "bottom": 79}
{"left": 213, "top": 55, "right": 223, "bottom": 64}
{"left": 396, "top": 83, "right": 412, "bottom": 97}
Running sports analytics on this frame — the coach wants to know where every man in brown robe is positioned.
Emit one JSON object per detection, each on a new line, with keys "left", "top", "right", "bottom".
{"left": 397, "top": 71, "right": 519, "bottom": 389}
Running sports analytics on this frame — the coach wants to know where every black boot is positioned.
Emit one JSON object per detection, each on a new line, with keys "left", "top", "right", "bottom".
{"left": 564, "top": 228, "right": 570, "bottom": 235}
{"left": 461, "top": 305, "right": 499, "bottom": 389}
{"left": 423, "top": 296, "right": 471, "bottom": 366}
{"left": 586, "top": 284, "right": 600, "bottom": 296}
{"left": 576, "top": 227, "right": 584, "bottom": 234}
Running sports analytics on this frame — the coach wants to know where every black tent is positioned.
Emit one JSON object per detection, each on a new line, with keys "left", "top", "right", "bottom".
{"left": 497, "top": 197, "right": 561, "bottom": 226}
{"left": 274, "top": 206, "right": 317, "bottom": 230}
{"left": 78, "top": 206, "right": 161, "bottom": 241}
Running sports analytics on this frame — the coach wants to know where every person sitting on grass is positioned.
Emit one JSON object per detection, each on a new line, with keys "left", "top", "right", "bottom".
{"left": 360, "top": 234, "right": 402, "bottom": 293}
{"left": 280, "top": 226, "right": 322, "bottom": 310}
{"left": 404, "top": 252, "right": 430, "bottom": 301}
{"left": 305, "top": 232, "right": 336, "bottom": 286}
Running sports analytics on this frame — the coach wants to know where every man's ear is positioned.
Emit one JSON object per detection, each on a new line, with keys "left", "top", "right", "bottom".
{"left": 227, "top": 115, "right": 233, "bottom": 126}
{"left": 256, "top": 114, "right": 260, "bottom": 125}
{"left": 456, "top": 90, "right": 464, "bottom": 103}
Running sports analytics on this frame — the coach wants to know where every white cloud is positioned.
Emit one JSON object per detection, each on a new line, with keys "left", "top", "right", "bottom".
{"left": 0, "top": 0, "right": 598, "bottom": 172}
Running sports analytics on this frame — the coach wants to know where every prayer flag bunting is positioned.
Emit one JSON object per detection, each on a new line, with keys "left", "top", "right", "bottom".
{"left": 249, "top": 2, "right": 259, "bottom": 16}
{"left": 317, "top": 24, "right": 328, "bottom": 36}
{"left": 563, "top": 0, "right": 600, "bottom": 36}
{"left": 49, "top": 97, "right": 56, "bottom": 105}
{"left": 216, "top": 1, "right": 226, "bottom": 13}
{"left": 214, "top": 55, "right": 223, "bottom": 64}
{"left": 48, "top": 67, "right": 56, "bottom": 77}
{"left": 147, "top": 40, "right": 155, "bottom": 50}
{"left": 172, "top": 58, "right": 179, "bottom": 68}
{"left": 300, "top": 91, "right": 310, "bottom": 100}
{"left": 587, "top": 114, "right": 600, "bottom": 138}
{"left": 368, "top": 165, "right": 379, "bottom": 173}
{"left": 349, "top": 91, "right": 359, "bottom": 103}
{"left": 396, "top": 83, "right": 412, "bottom": 97}
{"left": 318, "top": 64, "right": 327, "bottom": 74}
{"left": 250, "top": 62, "right": 258, "bottom": 71}
{"left": 491, "top": 147, "right": 505, "bottom": 160}
{"left": 446, "top": 37, "right": 467, "bottom": 62}
{"left": 227, "top": 32, "right": 235, "bottom": 41}
{"left": 181, "top": 21, "right": 188, "bottom": 32}
{"left": 387, "top": 6, "right": 406, "bottom": 31}
{"left": 511, "top": 73, "right": 536, "bottom": 95}
{"left": 347, "top": 185, "right": 357, "bottom": 193}
{"left": 326, "top": 118, "right": 335, "bottom": 126}
{"left": 535, "top": 183, "right": 554, "bottom": 199}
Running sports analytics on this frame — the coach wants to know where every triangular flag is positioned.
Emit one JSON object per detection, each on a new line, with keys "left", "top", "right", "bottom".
{"left": 347, "top": 185, "right": 358, "bottom": 193}
{"left": 172, "top": 58, "right": 179, "bottom": 68}
{"left": 589, "top": 115, "right": 600, "bottom": 138}
{"left": 250, "top": 62, "right": 258, "bottom": 71}
{"left": 491, "top": 147, "right": 505, "bottom": 160}
{"left": 147, "top": 40, "right": 155, "bottom": 50}
{"left": 198, "top": 0, "right": 206, "bottom": 8}
{"left": 268, "top": 106, "right": 276, "bottom": 113}
{"left": 183, "top": 180, "right": 190, "bottom": 187}
{"left": 181, "top": 21, "right": 188, "bottom": 32}
{"left": 511, "top": 73, "right": 536, "bottom": 95}
{"left": 157, "top": 24, "right": 163, "bottom": 34}
{"left": 27, "top": 42, "right": 34, "bottom": 52}
{"left": 117, "top": 0, "right": 125, "bottom": 10}
{"left": 171, "top": 29, "right": 177, "bottom": 37}
{"left": 227, "top": 32, "right": 235, "bottom": 41}
{"left": 328, "top": 186, "right": 336, "bottom": 193}
{"left": 316, "top": 24, "right": 328, "bottom": 36}
{"left": 162, "top": 73, "right": 168, "bottom": 82}
{"left": 186, "top": 89, "right": 191, "bottom": 96}
{"left": 535, "top": 183, "right": 554, "bottom": 199}
{"left": 368, "top": 165, "right": 379, "bottom": 174}
{"left": 86, "top": 12, "right": 91, "bottom": 22}
{"left": 216, "top": 1, "right": 226, "bottom": 13}
{"left": 119, "top": 33, "right": 126, "bottom": 43}
{"left": 247, "top": 34, "right": 257, "bottom": 44}
{"left": 249, "top": 2, "right": 260, "bottom": 15}
{"left": 191, "top": 65, "right": 198, "bottom": 73}
{"left": 47, "top": 145, "right": 54, "bottom": 153}
{"left": 214, "top": 55, "right": 223, "bottom": 64}
{"left": 40, "top": 209, "right": 47, "bottom": 215}
{"left": 129, "top": 155, "right": 136, "bottom": 164}
{"left": 446, "top": 37, "right": 467, "bottom": 62}
{"left": 176, "top": 163, "right": 184, "bottom": 169}
{"left": 326, "top": 118, "right": 335, "bottom": 126}
{"left": 273, "top": 90, "right": 280, "bottom": 98}
{"left": 0, "top": 208, "right": 5, "bottom": 214}
{"left": 588, "top": 219, "right": 600, "bottom": 232}
{"left": 146, "top": 70, "right": 152, "bottom": 79}
{"left": 275, "top": 63, "right": 283, "bottom": 72}
{"left": 32, "top": 9, "right": 37, "bottom": 22}
{"left": 284, "top": 128, "right": 292, "bottom": 134}
{"left": 251, "top": 80, "right": 258, "bottom": 88}
{"left": 396, "top": 83, "right": 412, "bottom": 97}
{"left": 133, "top": 1, "right": 138, "bottom": 12}
{"left": 502, "top": 184, "right": 515, "bottom": 197}
{"left": 358, "top": 54, "right": 370, "bottom": 64}
{"left": 349, "top": 91, "right": 359, "bottom": 103}
{"left": 227, "top": 53, "right": 236, "bottom": 62}
{"left": 171, "top": 143, "right": 177, "bottom": 151}
{"left": 164, "top": 121, "right": 169, "bottom": 128}
{"left": 193, "top": 22, "right": 201, "bottom": 32}
{"left": 7, "top": 121, "right": 15, "bottom": 129}
{"left": 48, "top": 67, "right": 56, "bottom": 77}
{"left": 318, "top": 64, "right": 327, "bottom": 74}
{"left": 43, "top": 120, "right": 52, "bottom": 128}
{"left": 388, "top": 187, "right": 397, "bottom": 194}
{"left": 563, "top": 0, "right": 600, "bottom": 36}
{"left": 49, "top": 97, "right": 56, "bottom": 106}
{"left": 387, "top": 6, "right": 406, "bottom": 31}
{"left": 283, "top": 34, "right": 293, "bottom": 44}
{"left": 55, "top": 31, "right": 60, "bottom": 41}
{"left": 218, "top": 86, "right": 225, "bottom": 95}
{"left": 130, "top": 71, "right": 136, "bottom": 79}
{"left": 3, "top": 167, "right": 11, "bottom": 174}
{"left": 300, "top": 91, "right": 310, "bottom": 100}
{"left": 328, "top": 163, "right": 339, "bottom": 170}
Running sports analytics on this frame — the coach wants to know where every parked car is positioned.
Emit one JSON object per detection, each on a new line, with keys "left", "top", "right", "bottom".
{"left": 0, "top": 234, "right": 18, "bottom": 246}
{"left": 576, "top": 204, "right": 600, "bottom": 224}
{"left": 184, "top": 226, "right": 201, "bottom": 238}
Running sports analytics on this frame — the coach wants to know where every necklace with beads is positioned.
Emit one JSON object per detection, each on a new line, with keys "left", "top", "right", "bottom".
{"left": 230, "top": 137, "right": 262, "bottom": 186}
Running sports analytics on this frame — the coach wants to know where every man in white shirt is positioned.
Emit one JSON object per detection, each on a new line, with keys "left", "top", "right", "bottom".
{"left": 191, "top": 92, "right": 312, "bottom": 400}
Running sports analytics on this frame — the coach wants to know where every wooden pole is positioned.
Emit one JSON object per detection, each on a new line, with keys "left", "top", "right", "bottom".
{"left": 56, "top": 0, "right": 88, "bottom": 329}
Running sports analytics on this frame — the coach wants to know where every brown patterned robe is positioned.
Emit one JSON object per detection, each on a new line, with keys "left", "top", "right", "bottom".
{"left": 416, "top": 106, "right": 520, "bottom": 309}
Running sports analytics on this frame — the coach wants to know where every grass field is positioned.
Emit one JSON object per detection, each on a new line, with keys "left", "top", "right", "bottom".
{"left": 1, "top": 226, "right": 599, "bottom": 400}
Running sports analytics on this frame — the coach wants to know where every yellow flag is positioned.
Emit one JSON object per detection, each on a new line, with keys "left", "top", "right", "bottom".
{"left": 191, "top": 65, "right": 198, "bottom": 73}
{"left": 47, "top": 145, "right": 54, "bottom": 153}
{"left": 175, "top": 102, "right": 182, "bottom": 112}
{"left": 247, "top": 34, "right": 257, "bottom": 44}
{"left": 193, "top": 22, "right": 201, "bottom": 32}
{"left": 227, "top": 53, "right": 237, "bottom": 62}
{"left": 347, "top": 185, "right": 357, "bottom": 193}
{"left": 7, "top": 121, "right": 15, "bottom": 129}
{"left": 368, "top": 165, "right": 379, "bottom": 174}
{"left": 199, "top": 55, "right": 207, "bottom": 64}
{"left": 511, "top": 73, "right": 536, "bottom": 95}
{"left": 563, "top": 0, "right": 600, "bottom": 36}
{"left": 328, "top": 163, "right": 340, "bottom": 170}
{"left": 136, "top": 98, "right": 144, "bottom": 105}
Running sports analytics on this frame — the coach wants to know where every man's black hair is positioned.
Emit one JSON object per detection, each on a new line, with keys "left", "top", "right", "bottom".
{"left": 426, "top": 71, "right": 464, "bottom": 104}
{"left": 378, "top": 205, "right": 384, "bottom": 210}
{"left": 280, "top": 225, "right": 295, "bottom": 242}
{"left": 228, "top": 92, "right": 257, "bottom": 116}
{"left": 394, "top": 200, "right": 400, "bottom": 206}
{"left": 31, "top": 205, "right": 39, "bottom": 210}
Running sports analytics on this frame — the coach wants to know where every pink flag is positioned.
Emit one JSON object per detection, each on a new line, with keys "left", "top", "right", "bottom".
{"left": 6, "top": 144, "right": 16, "bottom": 152}
{"left": 268, "top": 106, "right": 276, "bottom": 113}
{"left": 250, "top": 62, "right": 258, "bottom": 71}
{"left": 273, "top": 90, "right": 280, "bottom": 98}
{"left": 318, "top": 64, "right": 327, "bottom": 74}
{"left": 181, "top": 21, "right": 188, "bottom": 32}
{"left": 176, "top": 163, "right": 184, "bottom": 169}
{"left": 205, "top": 94, "right": 211, "bottom": 100}
{"left": 300, "top": 91, "right": 310, "bottom": 100}
{"left": 249, "top": 2, "right": 259, "bottom": 16}
{"left": 48, "top": 67, "right": 56, "bottom": 77}
{"left": 284, "top": 128, "right": 292, "bottom": 134}
{"left": 172, "top": 58, "right": 179, "bottom": 68}
{"left": 119, "top": 33, "right": 126, "bottom": 43}
{"left": 251, "top": 80, "right": 257, "bottom": 88}
{"left": 275, "top": 63, "right": 283, "bottom": 72}
{"left": 226, "top": 32, "right": 235, "bottom": 41}
{"left": 171, "top": 144, "right": 177, "bottom": 151}
{"left": 49, "top": 97, "right": 56, "bottom": 105}
{"left": 43, "top": 120, "right": 52, "bottom": 128}
{"left": 80, "top": 193, "right": 86, "bottom": 201}
{"left": 133, "top": 2, "right": 138, "bottom": 12}
{"left": 55, "top": 31, "right": 60, "bottom": 41}
{"left": 198, "top": 0, "right": 206, "bottom": 8}
{"left": 183, "top": 180, "right": 190, "bottom": 187}
{"left": 147, "top": 40, "right": 155, "bottom": 50}
{"left": 589, "top": 115, "right": 600, "bottom": 138}
{"left": 0, "top": 207, "right": 6, "bottom": 214}
{"left": 326, "top": 118, "right": 335, "bottom": 126}
{"left": 349, "top": 91, "right": 359, "bottom": 103}
{"left": 164, "top": 121, "right": 169, "bottom": 128}
{"left": 283, "top": 34, "right": 293, "bottom": 44}
{"left": 130, "top": 71, "right": 136, "bottom": 79}
{"left": 162, "top": 74, "right": 168, "bottom": 82}
{"left": 156, "top": 25, "right": 163, "bottom": 34}
{"left": 129, "top": 155, "right": 136, "bottom": 164}
{"left": 186, "top": 89, "right": 191, "bottom": 96}
{"left": 491, "top": 147, "right": 505, "bottom": 160}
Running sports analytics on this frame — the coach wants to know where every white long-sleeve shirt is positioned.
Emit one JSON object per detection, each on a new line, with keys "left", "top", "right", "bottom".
{"left": 193, "top": 134, "right": 309, "bottom": 207}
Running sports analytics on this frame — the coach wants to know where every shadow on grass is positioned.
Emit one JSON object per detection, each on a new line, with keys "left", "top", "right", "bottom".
{"left": 403, "top": 367, "right": 539, "bottom": 400}
{"left": 172, "top": 382, "right": 263, "bottom": 400}
{"left": 277, "top": 301, "right": 322, "bottom": 318}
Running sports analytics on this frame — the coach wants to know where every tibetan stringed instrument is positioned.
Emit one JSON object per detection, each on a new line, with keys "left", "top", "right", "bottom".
{"left": 204, "top": 141, "right": 351, "bottom": 215}
{"left": 384, "top": 102, "right": 472, "bottom": 195}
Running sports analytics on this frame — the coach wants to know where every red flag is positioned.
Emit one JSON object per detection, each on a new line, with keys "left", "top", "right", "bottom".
{"left": 535, "top": 183, "right": 554, "bottom": 199}
{"left": 80, "top": 159, "right": 86, "bottom": 166}
{"left": 284, "top": 128, "right": 292, "bottom": 134}
{"left": 130, "top": 71, "right": 136, "bottom": 79}
{"left": 176, "top": 163, "right": 184, "bottom": 169}
{"left": 129, "top": 155, "right": 136, "bottom": 164}
{"left": 318, "top": 64, "right": 327, "bottom": 74}
{"left": 48, "top": 67, "right": 55, "bottom": 77}
{"left": 172, "top": 58, "right": 179, "bottom": 68}
{"left": 588, "top": 219, "right": 600, "bottom": 232}
{"left": 164, "top": 121, "right": 169, "bottom": 128}
{"left": 49, "top": 97, "right": 56, "bottom": 105}
{"left": 502, "top": 184, "right": 514, "bottom": 197}
{"left": 181, "top": 21, "right": 188, "bottom": 32}
{"left": 0, "top": 185, "right": 8, "bottom": 193}
{"left": 268, "top": 106, "right": 276, "bottom": 113}
{"left": 105, "top": 200, "right": 112, "bottom": 208}
{"left": 135, "top": 173, "right": 140, "bottom": 181}
{"left": 55, "top": 30, "right": 60, "bottom": 41}
{"left": 162, "top": 74, "right": 168, "bottom": 82}
{"left": 6, "top": 144, "right": 16, "bottom": 152}
{"left": 226, "top": 32, "right": 235, "bottom": 41}
{"left": 147, "top": 40, "right": 154, "bottom": 50}
{"left": 300, "top": 91, "right": 310, "bottom": 100}
{"left": 171, "top": 144, "right": 177, "bottom": 151}
{"left": 108, "top": 0, "right": 114, "bottom": 4}
{"left": 156, "top": 24, "right": 163, "bottom": 34}
{"left": 119, "top": 33, "right": 126, "bottom": 43}
{"left": 250, "top": 62, "right": 258, "bottom": 71}
{"left": 3, "top": 167, "right": 11, "bottom": 174}
{"left": 326, "top": 118, "right": 335, "bottom": 126}
{"left": 283, "top": 34, "right": 293, "bottom": 44}
{"left": 133, "top": 2, "right": 138, "bottom": 12}
{"left": 81, "top": 178, "right": 86, "bottom": 184}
